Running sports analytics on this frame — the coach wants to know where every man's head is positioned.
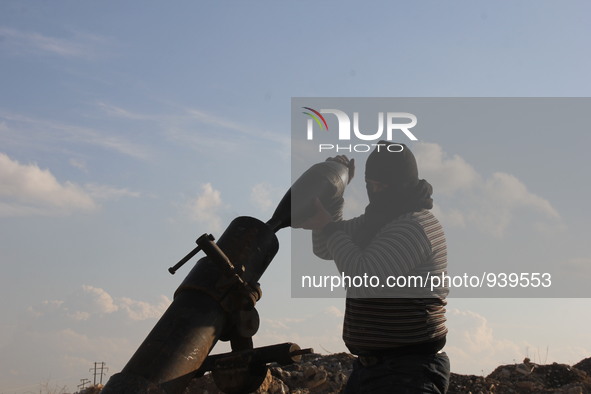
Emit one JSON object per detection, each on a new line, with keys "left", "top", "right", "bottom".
{"left": 362, "top": 141, "right": 433, "bottom": 220}
{"left": 364, "top": 141, "right": 419, "bottom": 192}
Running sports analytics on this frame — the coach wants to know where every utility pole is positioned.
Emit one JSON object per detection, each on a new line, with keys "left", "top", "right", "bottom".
{"left": 90, "top": 362, "right": 109, "bottom": 385}
{"left": 99, "top": 361, "right": 108, "bottom": 384}
{"left": 77, "top": 378, "right": 91, "bottom": 390}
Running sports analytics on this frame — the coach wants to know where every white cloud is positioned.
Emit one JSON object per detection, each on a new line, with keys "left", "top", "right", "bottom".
{"left": 0, "top": 153, "right": 97, "bottom": 216}
{"left": 431, "top": 204, "right": 466, "bottom": 228}
{"left": 164, "top": 108, "right": 289, "bottom": 156}
{"left": 26, "top": 300, "right": 64, "bottom": 318}
{"left": 85, "top": 183, "right": 141, "bottom": 200}
{"left": 0, "top": 27, "right": 108, "bottom": 59}
{"left": 96, "top": 102, "right": 154, "bottom": 121}
{"left": 445, "top": 307, "right": 591, "bottom": 375}
{"left": 28, "top": 285, "right": 172, "bottom": 323}
{"left": 414, "top": 142, "right": 480, "bottom": 195}
{"left": 446, "top": 308, "right": 526, "bottom": 374}
{"left": 465, "top": 172, "right": 560, "bottom": 237}
{"left": 324, "top": 305, "right": 345, "bottom": 318}
{"left": 414, "top": 142, "right": 561, "bottom": 237}
{"left": 559, "top": 257, "right": 591, "bottom": 277}
{"left": 91, "top": 104, "right": 290, "bottom": 157}
{"left": 484, "top": 172, "right": 559, "bottom": 218}
{"left": 118, "top": 295, "right": 171, "bottom": 321}
{"left": 250, "top": 182, "right": 277, "bottom": 212}
{"left": 0, "top": 153, "right": 141, "bottom": 217}
{"left": 0, "top": 326, "right": 134, "bottom": 392}
{"left": 187, "top": 108, "right": 288, "bottom": 146}
{"left": 0, "top": 110, "right": 151, "bottom": 160}
{"left": 1, "top": 286, "right": 173, "bottom": 390}
{"left": 188, "top": 183, "right": 224, "bottom": 233}
{"left": 62, "top": 286, "right": 119, "bottom": 320}
{"left": 166, "top": 125, "right": 245, "bottom": 154}
{"left": 69, "top": 158, "right": 87, "bottom": 171}
{"left": 256, "top": 306, "right": 347, "bottom": 355}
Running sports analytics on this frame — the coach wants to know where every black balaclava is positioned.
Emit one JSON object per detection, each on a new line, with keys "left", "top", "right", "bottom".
{"left": 352, "top": 141, "right": 433, "bottom": 249}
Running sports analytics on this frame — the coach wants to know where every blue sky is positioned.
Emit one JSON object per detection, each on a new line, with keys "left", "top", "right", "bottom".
{"left": 1, "top": 1, "right": 591, "bottom": 392}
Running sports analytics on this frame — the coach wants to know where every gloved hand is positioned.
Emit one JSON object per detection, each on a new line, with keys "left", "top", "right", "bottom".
{"left": 292, "top": 198, "right": 333, "bottom": 231}
{"left": 326, "top": 155, "right": 355, "bottom": 184}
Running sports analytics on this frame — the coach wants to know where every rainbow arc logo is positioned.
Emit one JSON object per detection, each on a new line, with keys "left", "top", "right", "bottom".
{"left": 302, "top": 107, "right": 328, "bottom": 131}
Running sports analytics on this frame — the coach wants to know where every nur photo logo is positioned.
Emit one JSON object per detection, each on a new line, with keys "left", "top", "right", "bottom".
{"left": 301, "top": 106, "right": 418, "bottom": 152}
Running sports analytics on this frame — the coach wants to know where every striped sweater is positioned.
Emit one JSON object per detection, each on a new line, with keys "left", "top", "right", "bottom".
{"left": 312, "top": 209, "right": 448, "bottom": 351}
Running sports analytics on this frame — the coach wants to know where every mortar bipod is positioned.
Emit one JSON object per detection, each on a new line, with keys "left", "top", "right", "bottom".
{"left": 194, "top": 342, "right": 313, "bottom": 394}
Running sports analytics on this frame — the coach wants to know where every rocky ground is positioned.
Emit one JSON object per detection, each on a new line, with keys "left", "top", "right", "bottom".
{"left": 184, "top": 353, "right": 591, "bottom": 394}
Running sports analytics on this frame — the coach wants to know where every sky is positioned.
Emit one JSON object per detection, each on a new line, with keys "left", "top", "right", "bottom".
{"left": 1, "top": 1, "right": 590, "bottom": 392}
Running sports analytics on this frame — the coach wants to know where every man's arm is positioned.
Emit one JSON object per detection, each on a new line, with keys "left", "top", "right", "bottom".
{"left": 325, "top": 217, "right": 432, "bottom": 278}
{"left": 310, "top": 197, "right": 344, "bottom": 260}
{"left": 311, "top": 214, "right": 368, "bottom": 261}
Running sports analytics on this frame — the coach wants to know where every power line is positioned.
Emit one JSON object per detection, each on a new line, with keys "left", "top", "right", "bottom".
{"left": 89, "top": 362, "right": 109, "bottom": 385}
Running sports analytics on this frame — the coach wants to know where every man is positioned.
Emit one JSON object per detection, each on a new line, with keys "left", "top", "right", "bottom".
{"left": 297, "top": 141, "right": 450, "bottom": 393}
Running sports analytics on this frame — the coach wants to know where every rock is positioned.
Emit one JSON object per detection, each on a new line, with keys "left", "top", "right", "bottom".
{"left": 514, "top": 380, "right": 538, "bottom": 391}
{"left": 516, "top": 362, "right": 535, "bottom": 375}
{"left": 574, "top": 358, "right": 591, "bottom": 377}
{"left": 255, "top": 370, "right": 289, "bottom": 394}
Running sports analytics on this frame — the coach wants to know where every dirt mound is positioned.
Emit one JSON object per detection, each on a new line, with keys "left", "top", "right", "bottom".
{"left": 575, "top": 358, "right": 591, "bottom": 377}
{"left": 185, "top": 354, "right": 591, "bottom": 394}
{"left": 449, "top": 359, "right": 591, "bottom": 394}
{"left": 185, "top": 353, "right": 354, "bottom": 394}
